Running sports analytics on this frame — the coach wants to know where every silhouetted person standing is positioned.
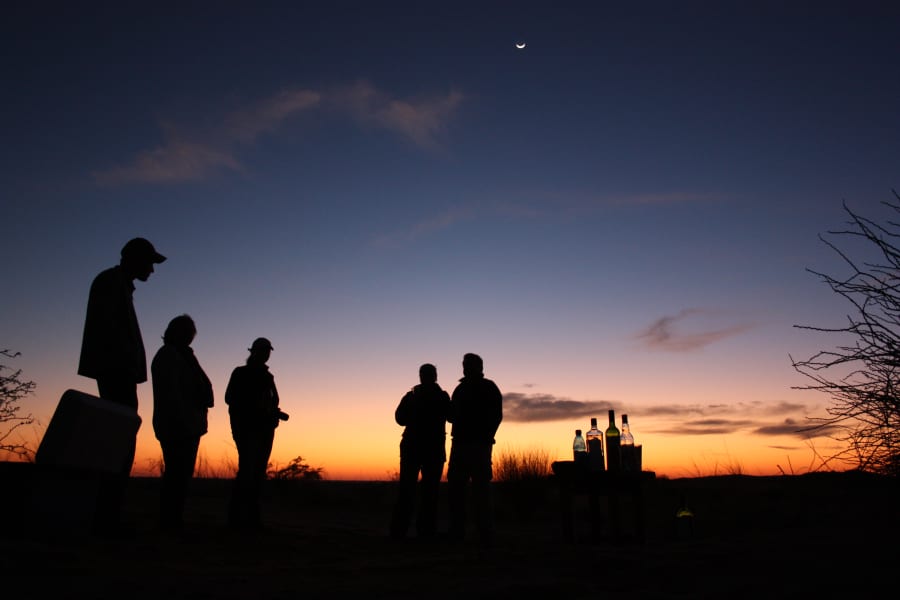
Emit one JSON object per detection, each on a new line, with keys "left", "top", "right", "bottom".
{"left": 226, "top": 337, "right": 285, "bottom": 530}
{"left": 390, "top": 363, "right": 451, "bottom": 540}
{"left": 447, "top": 353, "right": 502, "bottom": 546}
{"left": 151, "top": 314, "right": 214, "bottom": 532}
{"left": 78, "top": 236, "right": 166, "bottom": 535}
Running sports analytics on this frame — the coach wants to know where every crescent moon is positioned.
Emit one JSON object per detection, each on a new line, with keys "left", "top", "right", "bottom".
{"left": 515, "top": 42, "right": 526, "bottom": 49}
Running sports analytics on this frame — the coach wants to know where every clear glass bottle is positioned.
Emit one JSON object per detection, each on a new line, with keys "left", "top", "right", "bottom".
{"left": 620, "top": 413, "right": 635, "bottom": 471}
{"left": 586, "top": 417, "right": 605, "bottom": 472}
{"left": 573, "top": 429, "right": 588, "bottom": 467}
{"left": 605, "top": 409, "right": 621, "bottom": 471}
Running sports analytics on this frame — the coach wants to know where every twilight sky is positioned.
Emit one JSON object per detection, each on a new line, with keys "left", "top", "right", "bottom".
{"left": 3, "top": 1, "right": 899, "bottom": 479}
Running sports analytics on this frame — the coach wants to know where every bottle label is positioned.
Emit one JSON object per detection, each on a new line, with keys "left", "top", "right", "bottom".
{"left": 587, "top": 438, "right": 604, "bottom": 471}
{"left": 606, "top": 437, "right": 621, "bottom": 471}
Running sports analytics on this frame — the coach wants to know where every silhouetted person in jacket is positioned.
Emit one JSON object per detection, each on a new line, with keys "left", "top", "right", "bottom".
{"left": 226, "top": 337, "right": 285, "bottom": 529}
{"left": 78, "top": 236, "right": 166, "bottom": 535}
{"left": 151, "top": 314, "right": 214, "bottom": 532}
{"left": 390, "top": 363, "right": 450, "bottom": 540}
{"left": 447, "top": 353, "right": 502, "bottom": 546}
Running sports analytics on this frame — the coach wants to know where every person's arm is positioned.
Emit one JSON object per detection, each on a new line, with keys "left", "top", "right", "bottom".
{"left": 447, "top": 387, "right": 460, "bottom": 424}
{"left": 151, "top": 348, "right": 185, "bottom": 439}
{"left": 441, "top": 390, "right": 451, "bottom": 421}
{"left": 225, "top": 367, "right": 243, "bottom": 406}
{"left": 395, "top": 390, "right": 414, "bottom": 426}
{"left": 489, "top": 381, "right": 503, "bottom": 436}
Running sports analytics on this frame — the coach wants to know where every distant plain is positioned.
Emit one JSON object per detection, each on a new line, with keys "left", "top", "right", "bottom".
{"left": 2, "top": 464, "right": 896, "bottom": 598}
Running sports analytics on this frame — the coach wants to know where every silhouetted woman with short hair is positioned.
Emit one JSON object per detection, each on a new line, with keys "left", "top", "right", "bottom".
{"left": 150, "top": 314, "right": 214, "bottom": 531}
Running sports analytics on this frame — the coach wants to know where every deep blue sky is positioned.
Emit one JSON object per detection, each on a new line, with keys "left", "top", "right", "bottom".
{"left": 3, "top": 1, "right": 899, "bottom": 477}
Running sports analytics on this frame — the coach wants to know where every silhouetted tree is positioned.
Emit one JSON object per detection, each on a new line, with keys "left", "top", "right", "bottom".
{"left": 0, "top": 349, "right": 36, "bottom": 460}
{"left": 791, "top": 191, "right": 900, "bottom": 476}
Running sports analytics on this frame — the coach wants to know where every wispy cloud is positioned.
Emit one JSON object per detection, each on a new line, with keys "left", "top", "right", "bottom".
{"left": 503, "top": 391, "right": 825, "bottom": 440}
{"left": 503, "top": 392, "right": 612, "bottom": 422}
{"left": 93, "top": 131, "right": 242, "bottom": 185}
{"left": 372, "top": 205, "right": 475, "bottom": 248}
{"left": 93, "top": 89, "right": 320, "bottom": 185}
{"left": 607, "top": 192, "right": 721, "bottom": 207}
{"left": 370, "top": 187, "right": 722, "bottom": 249}
{"left": 635, "top": 308, "right": 753, "bottom": 351}
{"left": 499, "top": 189, "right": 724, "bottom": 219}
{"left": 224, "top": 89, "right": 321, "bottom": 143}
{"left": 93, "top": 82, "right": 463, "bottom": 185}
{"left": 332, "top": 81, "right": 464, "bottom": 150}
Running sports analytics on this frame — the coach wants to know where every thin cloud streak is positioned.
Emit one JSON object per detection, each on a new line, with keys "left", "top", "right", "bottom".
{"left": 635, "top": 308, "right": 754, "bottom": 351}
{"left": 372, "top": 205, "right": 475, "bottom": 248}
{"left": 503, "top": 392, "right": 613, "bottom": 423}
{"left": 93, "top": 82, "right": 463, "bottom": 185}
{"left": 512, "top": 189, "right": 725, "bottom": 219}
{"left": 93, "top": 134, "right": 242, "bottom": 185}
{"left": 372, "top": 191, "right": 722, "bottom": 249}
{"left": 503, "top": 392, "right": 828, "bottom": 440}
{"left": 224, "top": 89, "right": 321, "bottom": 143}
{"left": 330, "top": 81, "right": 464, "bottom": 150}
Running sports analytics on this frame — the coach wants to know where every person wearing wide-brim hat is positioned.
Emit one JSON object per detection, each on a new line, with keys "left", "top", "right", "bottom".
{"left": 225, "top": 336, "right": 286, "bottom": 529}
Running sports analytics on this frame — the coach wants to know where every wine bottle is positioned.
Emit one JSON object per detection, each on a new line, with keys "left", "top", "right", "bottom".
{"left": 621, "top": 413, "right": 635, "bottom": 471}
{"left": 605, "top": 409, "right": 621, "bottom": 471}
{"left": 585, "top": 417, "right": 605, "bottom": 472}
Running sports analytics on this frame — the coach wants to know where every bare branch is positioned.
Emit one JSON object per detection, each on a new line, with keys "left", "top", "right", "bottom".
{"left": 0, "top": 348, "right": 37, "bottom": 459}
{"left": 792, "top": 191, "right": 900, "bottom": 476}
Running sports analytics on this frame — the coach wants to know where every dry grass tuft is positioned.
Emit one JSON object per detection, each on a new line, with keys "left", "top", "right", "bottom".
{"left": 493, "top": 444, "right": 552, "bottom": 483}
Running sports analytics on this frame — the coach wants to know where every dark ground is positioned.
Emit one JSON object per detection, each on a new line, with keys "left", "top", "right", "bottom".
{"left": 1, "top": 463, "right": 897, "bottom": 599}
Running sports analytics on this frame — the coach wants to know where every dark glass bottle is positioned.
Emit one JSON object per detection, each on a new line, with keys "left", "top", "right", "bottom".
{"left": 605, "top": 409, "right": 621, "bottom": 471}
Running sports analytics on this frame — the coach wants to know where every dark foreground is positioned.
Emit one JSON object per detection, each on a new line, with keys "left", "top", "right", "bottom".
{"left": 2, "top": 464, "right": 897, "bottom": 599}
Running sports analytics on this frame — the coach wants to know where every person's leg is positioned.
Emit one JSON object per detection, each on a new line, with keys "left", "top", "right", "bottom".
{"left": 94, "top": 377, "right": 138, "bottom": 533}
{"left": 446, "top": 442, "right": 468, "bottom": 541}
{"left": 416, "top": 456, "right": 443, "bottom": 538}
{"left": 160, "top": 437, "right": 200, "bottom": 530}
{"left": 159, "top": 439, "right": 178, "bottom": 528}
{"left": 390, "top": 448, "right": 418, "bottom": 539}
{"left": 472, "top": 444, "right": 495, "bottom": 545}
{"left": 229, "top": 436, "right": 250, "bottom": 527}
{"left": 246, "top": 430, "right": 275, "bottom": 528}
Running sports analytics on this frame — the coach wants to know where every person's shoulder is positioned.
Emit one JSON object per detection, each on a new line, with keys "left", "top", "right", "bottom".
{"left": 422, "top": 383, "right": 450, "bottom": 398}
{"left": 90, "top": 265, "right": 120, "bottom": 286}
{"left": 483, "top": 377, "right": 501, "bottom": 392}
{"left": 152, "top": 343, "right": 173, "bottom": 359}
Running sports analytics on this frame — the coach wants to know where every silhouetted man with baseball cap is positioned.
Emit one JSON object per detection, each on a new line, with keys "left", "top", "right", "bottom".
{"left": 78, "top": 236, "right": 166, "bottom": 535}
{"left": 226, "top": 337, "right": 285, "bottom": 530}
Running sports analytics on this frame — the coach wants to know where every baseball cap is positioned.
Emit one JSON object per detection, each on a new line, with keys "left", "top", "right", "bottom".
{"left": 249, "top": 337, "right": 274, "bottom": 352}
{"left": 121, "top": 237, "right": 166, "bottom": 264}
